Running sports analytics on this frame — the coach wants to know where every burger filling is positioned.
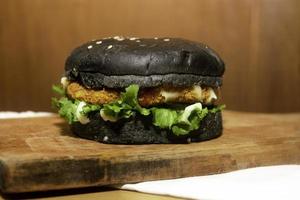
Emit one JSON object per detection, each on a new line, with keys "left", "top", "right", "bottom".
{"left": 66, "top": 82, "right": 218, "bottom": 107}
{"left": 52, "top": 77, "right": 224, "bottom": 136}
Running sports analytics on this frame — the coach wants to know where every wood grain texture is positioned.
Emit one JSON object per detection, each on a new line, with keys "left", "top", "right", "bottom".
{"left": 0, "top": 0, "right": 299, "bottom": 112}
{"left": 1, "top": 189, "right": 181, "bottom": 200}
{"left": 0, "top": 111, "right": 299, "bottom": 193}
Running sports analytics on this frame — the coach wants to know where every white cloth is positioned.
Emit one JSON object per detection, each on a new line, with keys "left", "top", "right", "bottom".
{"left": 0, "top": 111, "right": 53, "bottom": 119}
{"left": 2, "top": 112, "right": 299, "bottom": 199}
{"left": 121, "top": 165, "right": 300, "bottom": 200}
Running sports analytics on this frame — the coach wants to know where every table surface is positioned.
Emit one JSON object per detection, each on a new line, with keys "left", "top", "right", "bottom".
{"left": 0, "top": 187, "right": 181, "bottom": 200}
{"left": 1, "top": 110, "right": 300, "bottom": 199}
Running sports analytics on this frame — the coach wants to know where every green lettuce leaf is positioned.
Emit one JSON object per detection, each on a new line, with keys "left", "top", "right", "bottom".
{"left": 151, "top": 103, "right": 224, "bottom": 136}
{"left": 101, "top": 84, "right": 150, "bottom": 120}
{"left": 82, "top": 104, "right": 101, "bottom": 115}
{"left": 171, "top": 106, "right": 209, "bottom": 135}
{"left": 151, "top": 108, "right": 178, "bottom": 129}
{"left": 120, "top": 84, "right": 150, "bottom": 115}
{"left": 102, "top": 103, "right": 133, "bottom": 120}
{"left": 52, "top": 84, "right": 65, "bottom": 96}
{"left": 52, "top": 83, "right": 224, "bottom": 136}
{"left": 52, "top": 96, "right": 102, "bottom": 124}
{"left": 210, "top": 104, "right": 226, "bottom": 113}
{"left": 52, "top": 97, "right": 79, "bottom": 124}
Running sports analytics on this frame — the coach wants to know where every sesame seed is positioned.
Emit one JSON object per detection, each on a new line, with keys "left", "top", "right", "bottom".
{"left": 107, "top": 45, "right": 113, "bottom": 49}
{"left": 115, "top": 36, "right": 125, "bottom": 41}
{"left": 129, "top": 37, "right": 137, "bottom": 40}
{"left": 87, "top": 45, "right": 93, "bottom": 49}
{"left": 163, "top": 38, "right": 170, "bottom": 42}
{"left": 136, "top": 40, "right": 141, "bottom": 42}
{"left": 154, "top": 37, "right": 158, "bottom": 40}
{"left": 114, "top": 36, "right": 125, "bottom": 41}
{"left": 96, "top": 41, "right": 102, "bottom": 44}
{"left": 72, "top": 68, "right": 79, "bottom": 77}
{"left": 103, "top": 136, "right": 109, "bottom": 142}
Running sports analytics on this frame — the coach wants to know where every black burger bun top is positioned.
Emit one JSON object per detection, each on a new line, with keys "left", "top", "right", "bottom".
{"left": 65, "top": 37, "right": 225, "bottom": 89}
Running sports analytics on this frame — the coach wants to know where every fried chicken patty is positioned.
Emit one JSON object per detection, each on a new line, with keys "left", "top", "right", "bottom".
{"left": 67, "top": 82, "right": 217, "bottom": 107}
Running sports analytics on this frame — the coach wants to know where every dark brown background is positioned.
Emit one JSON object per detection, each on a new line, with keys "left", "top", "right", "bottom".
{"left": 0, "top": 0, "right": 299, "bottom": 112}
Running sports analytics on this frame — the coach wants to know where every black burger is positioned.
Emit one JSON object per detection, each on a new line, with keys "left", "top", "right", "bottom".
{"left": 52, "top": 36, "right": 225, "bottom": 144}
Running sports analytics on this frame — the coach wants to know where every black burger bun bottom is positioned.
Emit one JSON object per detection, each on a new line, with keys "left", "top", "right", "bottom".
{"left": 65, "top": 37, "right": 224, "bottom": 89}
{"left": 71, "top": 111, "right": 222, "bottom": 144}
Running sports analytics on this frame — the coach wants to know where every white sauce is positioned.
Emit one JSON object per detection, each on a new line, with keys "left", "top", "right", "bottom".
{"left": 192, "top": 85, "right": 202, "bottom": 100}
{"left": 75, "top": 102, "right": 90, "bottom": 124}
{"left": 181, "top": 103, "right": 203, "bottom": 122}
{"left": 100, "top": 109, "right": 118, "bottom": 122}
{"left": 161, "top": 90, "right": 180, "bottom": 102}
{"left": 161, "top": 86, "right": 217, "bottom": 103}
{"left": 60, "top": 77, "right": 69, "bottom": 89}
{"left": 207, "top": 88, "right": 217, "bottom": 102}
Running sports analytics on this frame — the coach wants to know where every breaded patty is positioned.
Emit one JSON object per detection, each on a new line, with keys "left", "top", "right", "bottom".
{"left": 67, "top": 82, "right": 217, "bottom": 107}
{"left": 138, "top": 85, "right": 217, "bottom": 106}
{"left": 67, "top": 83, "right": 120, "bottom": 104}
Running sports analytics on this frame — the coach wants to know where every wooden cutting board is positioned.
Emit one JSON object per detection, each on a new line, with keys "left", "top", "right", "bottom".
{"left": 0, "top": 111, "right": 299, "bottom": 193}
